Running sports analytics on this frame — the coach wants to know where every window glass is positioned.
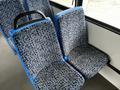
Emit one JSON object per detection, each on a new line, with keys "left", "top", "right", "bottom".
{"left": 84, "top": 0, "right": 120, "bottom": 29}
{"left": 50, "top": 0, "right": 75, "bottom": 7}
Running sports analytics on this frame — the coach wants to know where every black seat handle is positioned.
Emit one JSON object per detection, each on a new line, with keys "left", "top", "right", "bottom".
{"left": 14, "top": 10, "right": 47, "bottom": 29}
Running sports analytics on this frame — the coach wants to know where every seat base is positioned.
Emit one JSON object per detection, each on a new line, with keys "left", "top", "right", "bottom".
{"left": 34, "top": 61, "right": 85, "bottom": 90}
{"left": 68, "top": 45, "right": 109, "bottom": 79}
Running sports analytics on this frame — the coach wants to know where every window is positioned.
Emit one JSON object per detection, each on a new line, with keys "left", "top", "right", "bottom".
{"left": 83, "top": 0, "right": 120, "bottom": 29}
{"left": 50, "top": 0, "right": 75, "bottom": 7}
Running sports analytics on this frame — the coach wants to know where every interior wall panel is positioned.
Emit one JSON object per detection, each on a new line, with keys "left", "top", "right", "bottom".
{"left": 87, "top": 22, "right": 120, "bottom": 89}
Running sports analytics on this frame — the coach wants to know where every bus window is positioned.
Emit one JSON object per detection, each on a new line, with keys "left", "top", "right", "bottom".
{"left": 50, "top": 0, "right": 75, "bottom": 7}
{"left": 83, "top": 0, "right": 120, "bottom": 29}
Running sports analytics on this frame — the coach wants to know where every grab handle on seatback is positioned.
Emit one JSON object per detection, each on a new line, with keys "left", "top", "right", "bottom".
{"left": 14, "top": 10, "right": 47, "bottom": 29}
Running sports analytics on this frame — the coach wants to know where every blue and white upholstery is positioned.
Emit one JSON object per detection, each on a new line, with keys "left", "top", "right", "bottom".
{"left": 10, "top": 17, "right": 85, "bottom": 90}
{"left": 0, "top": 0, "right": 27, "bottom": 53}
{"left": 55, "top": 7, "right": 109, "bottom": 79}
{"left": 24, "top": 0, "right": 54, "bottom": 19}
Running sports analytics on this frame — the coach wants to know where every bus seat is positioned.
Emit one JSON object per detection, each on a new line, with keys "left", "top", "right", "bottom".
{"left": 0, "top": 0, "right": 27, "bottom": 54}
{"left": 9, "top": 11, "right": 85, "bottom": 90}
{"left": 24, "top": 0, "right": 54, "bottom": 20}
{"left": 55, "top": 7, "right": 109, "bottom": 79}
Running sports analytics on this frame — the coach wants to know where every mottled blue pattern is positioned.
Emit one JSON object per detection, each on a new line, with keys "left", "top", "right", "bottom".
{"left": 55, "top": 7, "right": 87, "bottom": 56}
{"left": 0, "top": 0, "right": 26, "bottom": 37}
{"left": 34, "top": 61, "right": 84, "bottom": 90}
{"left": 25, "top": 0, "right": 54, "bottom": 19}
{"left": 69, "top": 45, "right": 109, "bottom": 78}
{"left": 10, "top": 18, "right": 85, "bottom": 89}
{"left": 0, "top": 0, "right": 27, "bottom": 53}
{"left": 55, "top": 7, "right": 109, "bottom": 79}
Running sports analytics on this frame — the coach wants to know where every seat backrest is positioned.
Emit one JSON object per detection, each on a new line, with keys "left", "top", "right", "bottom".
{"left": 55, "top": 7, "right": 88, "bottom": 56}
{"left": 0, "top": 0, "right": 26, "bottom": 38}
{"left": 0, "top": 0, "right": 27, "bottom": 53}
{"left": 10, "top": 17, "right": 63, "bottom": 79}
{"left": 24, "top": 0, "right": 54, "bottom": 19}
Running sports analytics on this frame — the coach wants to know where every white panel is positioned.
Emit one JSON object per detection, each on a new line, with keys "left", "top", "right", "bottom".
{"left": 82, "top": 0, "right": 89, "bottom": 12}
{"left": 88, "top": 22, "right": 120, "bottom": 71}
{"left": 99, "top": 66, "right": 120, "bottom": 89}
{"left": 87, "top": 22, "right": 120, "bottom": 89}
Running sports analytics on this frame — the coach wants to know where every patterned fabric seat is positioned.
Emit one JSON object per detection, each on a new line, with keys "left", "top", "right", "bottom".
{"left": 69, "top": 45, "right": 109, "bottom": 78}
{"left": 0, "top": 0, "right": 27, "bottom": 53}
{"left": 34, "top": 61, "right": 84, "bottom": 90}
{"left": 24, "top": 0, "right": 54, "bottom": 19}
{"left": 10, "top": 17, "right": 85, "bottom": 90}
{"left": 55, "top": 7, "right": 109, "bottom": 79}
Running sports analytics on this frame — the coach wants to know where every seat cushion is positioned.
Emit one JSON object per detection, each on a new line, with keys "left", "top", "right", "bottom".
{"left": 34, "top": 61, "right": 85, "bottom": 90}
{"left": 68, "top": 45, "right": 109, "bottom": 79}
